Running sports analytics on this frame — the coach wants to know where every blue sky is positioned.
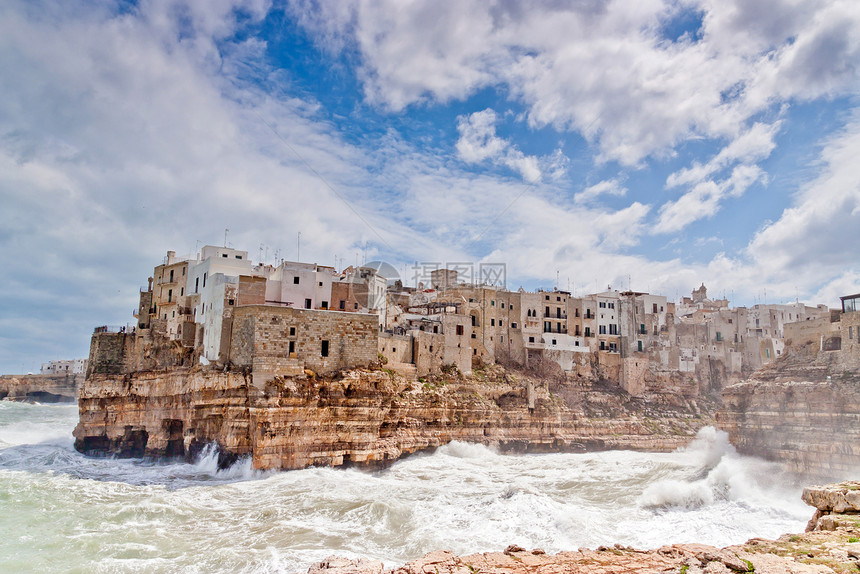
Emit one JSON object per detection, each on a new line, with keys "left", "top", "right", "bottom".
{"left": 1, "top": 0, "right": 860, "bottom": 373}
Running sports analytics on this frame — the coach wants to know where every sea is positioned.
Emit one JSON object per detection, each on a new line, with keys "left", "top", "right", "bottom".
{"left": 0, "top": 401, "right": 812, "bottom": 573}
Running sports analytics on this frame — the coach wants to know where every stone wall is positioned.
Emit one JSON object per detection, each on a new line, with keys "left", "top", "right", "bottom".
{"left": 230, "top": 305, "right": 378, "bottom": 386}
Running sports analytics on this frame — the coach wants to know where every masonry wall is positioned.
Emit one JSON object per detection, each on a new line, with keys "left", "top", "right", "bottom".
{"left": 230, "top": 305, "right": 378, "bottom": 387}
{"left": 88, "top": 332, "right": 136, "bottom": 376}
{"left": 378, "top": 333, "right": 413, "bottom": 364}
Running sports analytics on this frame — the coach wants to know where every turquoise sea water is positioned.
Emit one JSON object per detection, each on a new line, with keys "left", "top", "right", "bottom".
{"left": 0, "top": 401, "right": 810, "bottom": 573}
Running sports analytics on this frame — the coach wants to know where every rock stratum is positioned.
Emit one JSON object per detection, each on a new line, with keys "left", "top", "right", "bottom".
{"left": 0, "top": 373, "right": 81, "bottom": 402}
{"left": 74, "top": 365, "right": 712, "bottom": 470}
{"left": 311, "top": 482, "right": 860, "bottom": 574}
{"left": 717, "top": 343, "right": 860, "bottom": 481}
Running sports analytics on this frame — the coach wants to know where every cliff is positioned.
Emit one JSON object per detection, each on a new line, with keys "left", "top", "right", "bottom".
{"left": 0, "top": 373, "right": 81, "bottom": 402}
{"left": 309, "top": 481, "right": 860, "bottom": 574}
{"left": 717, "top": 342, "right": 860, "bottom": 481}
{"left": 74, "top": 364, "right": 713, "bottom": 470}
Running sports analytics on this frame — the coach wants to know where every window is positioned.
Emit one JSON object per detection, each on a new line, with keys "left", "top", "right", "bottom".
{"left": 511, "top": 322, "right": 517, "bottom": 329}
{"left": 638, "top": 340, "right": 643, "bottom": 352}
{"left": 545, "top": 306, "right": 550, "bottom": 316}
{"left": 653, "top": 303, "right": 658, "bottom": 313}
{"left": 544, "top": 321, "right": 551, "bottom": 332}
{"left": 491, "top": 319, "right": 495, "bottom": 326}
{"left": 228, "top": 299, "right": 234, "bottom": 306}
{"left": 236, "top": 255, "right": 242, "bottom": 259}
{"left": 557, "top": 296, "right": 561, "bottom": 302}
{"left": 319, "top": 282, "right": 323, "bottom": 287}
{"left": 168, "top": 289, "right": 172, "bottom": 303}
{"left": 180, "top": 288, "right": 184, "bottom": 296}
{"left": 640, "top": 323, "right": 645, "bottom": 334}
{"left": 584, "top": 327, "right": 591, "bottom": 337}
{"left": 599, "top": 302, "right": 606, "bottom": 308}
{"left": 169, "top": 270, "right": 174, "bottom": 282}
{"left": 600, "top": 341, "right": 606, "bottom": 350}
{"left": 195, "top": 277, "right": 199, "bottom": 293}
{"left": 456, "top": 325, "right": 464, "bottom": 335}
{"left": 305, "top": 299, "right": 312, "bottom": 309}
{"left": 545, "top": 295, "right": 550, "bottom": 300}
{"left": 429, "top": 345, "right": 434, "bottom": 352}
{"left": 849, "top": 326, "right": 854, "bottom": 339}
{"left": 599, "top": 325, "right": 607, "bottom": 334}
{"left": 289, "top": 327, "right": 295, "bottom": 336}
{"left": 354, "top": 303, "right": 358, "bottom": 310}
{"left": 321, "top": 301, "right": 328, "bottom": 309}
{"left": 529, "top": 336, "right": 535, "bottom": 343}
{"left": 575, "top": 341, "right": 580, "bottom": 347}
{"left": 203, "top": 273, "right": 207, "bottom": 288}
{"left": 339, "top": 300, "right": 346, "bottom": 310}
{"left": 182, "top": 267, "right": 185, "bottom": 276}
{"left": 500, "top": 336, "right": 503, "bottom": 342}
{"left": 765, "top": 348, "right": 770, "bottom": 358}
{"left": 716, "top": 332, "right": 722, "bottom": 342}
{"left": 288, "top": 341, "right": 295, "bottom": 354}
{"left": 491, "top": 300, "right": 495, "bottom": 306}
{"left": 501, "top": 303, "right": 505, "bottom": 309}
{"left": 608, "top": 303, "right": 615, "bottom": 309}
{"left": 321, "top": 340, "right": 329, "bottom": 357}
{"left": 552, "top": 339, "right": 557, "bottom": 345}
{"left": 294, "top": 277, "right": 300, "bottom": 284}
{"left": 609, "top": 324, "right": 618, "bottom": 335}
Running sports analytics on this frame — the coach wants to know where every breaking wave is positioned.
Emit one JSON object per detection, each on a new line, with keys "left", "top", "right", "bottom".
{"left": 0, "top": 403, "right": 812, "bottom": 573}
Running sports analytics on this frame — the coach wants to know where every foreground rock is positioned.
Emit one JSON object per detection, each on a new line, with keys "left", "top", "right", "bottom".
{"left": 311, "top": 482, "right": 860, "bottom": 574}
{"left": 74, "top": 365, "right": 712, "bottom": 470}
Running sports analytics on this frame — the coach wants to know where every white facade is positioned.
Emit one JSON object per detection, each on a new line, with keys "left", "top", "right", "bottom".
{"left": 266, "top": 261, "right": 335, "bottom": 309}
{"left": 40, "top": 359, "right": 87, "bottom": 375}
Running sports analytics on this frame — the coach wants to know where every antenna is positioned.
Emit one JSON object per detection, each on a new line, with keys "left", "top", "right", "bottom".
{"left": 224, "top": 228, "right": 229, "bottom": 248}
{"left": 297, "top": 232, "right": 301, "bottom": 261}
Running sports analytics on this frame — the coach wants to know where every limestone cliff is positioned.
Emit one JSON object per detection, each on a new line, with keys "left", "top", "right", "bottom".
{"left": 74, "top": 365, "right": 712, "bottom": 470}
{"left": 0, "top": 373, "right": 81, "bottom": 402}
{"left": 717, "top": 343, "right": 860, "bottom": 481}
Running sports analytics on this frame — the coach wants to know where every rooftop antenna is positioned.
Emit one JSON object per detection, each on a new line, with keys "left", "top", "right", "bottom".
{"left": 297, "top": 232, "right": 301, "bottom": 261}
{"left": 363, "top": 241, "right": 368, "bottom": 265}
{"left": 224, "top": 228, "right": 229, "bottom": 248}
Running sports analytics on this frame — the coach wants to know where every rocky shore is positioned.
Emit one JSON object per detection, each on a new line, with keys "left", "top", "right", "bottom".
{"left": 310, "top": 482, "right": 860, "bottom": 574}
{"left": 74, "top": 364, "right": 713, "bottom": 470}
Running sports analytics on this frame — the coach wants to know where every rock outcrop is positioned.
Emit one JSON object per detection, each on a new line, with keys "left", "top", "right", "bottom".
{"left": 74, "top": 365, "right": 712, "bottom": 470}
{"left": 0, "top": 373, "right": 81, "bottom": 402}
{"left": 310, "top": 482, "right": 860, "bottom": 574}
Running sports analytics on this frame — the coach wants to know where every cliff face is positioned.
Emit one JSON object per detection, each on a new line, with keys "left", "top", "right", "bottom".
{"left": 74, "top": 366, "right": 712, "bottom": 470}
{"left": 0, "top": 374, "right": 81, "bottom": 402}
{"left": 717, "top": 346, "right": 860, "bottom": 481}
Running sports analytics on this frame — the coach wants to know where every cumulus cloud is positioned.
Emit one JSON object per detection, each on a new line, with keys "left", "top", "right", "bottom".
{"left": 290, "top": 0, "right": 860, "bottom": 165}
{"left": 455, "top": 108, "right": 565, "bottom": 182}
{"left": 575, "top": 178, "right": 628, "bottom": 203}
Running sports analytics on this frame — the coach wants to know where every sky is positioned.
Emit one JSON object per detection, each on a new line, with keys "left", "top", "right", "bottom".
{"left": 1, "top": 0, "right": 859, "bottom": 374}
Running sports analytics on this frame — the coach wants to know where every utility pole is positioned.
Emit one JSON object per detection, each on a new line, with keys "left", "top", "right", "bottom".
{"left": 224, "top": 228, "right": 229, "bottom": 248}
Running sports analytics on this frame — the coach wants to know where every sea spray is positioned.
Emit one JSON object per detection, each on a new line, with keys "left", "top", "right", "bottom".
{"left": 1, "top": 404, "right": 812, "bottom": 573}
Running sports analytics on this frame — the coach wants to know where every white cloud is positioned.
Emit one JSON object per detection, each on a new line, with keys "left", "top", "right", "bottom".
{"left": 291, "top": 0, "right": 860, "bottom": 165}
{"left": 575, "top": 178, "right": 628, "bottom": 203}
{"left": 455, "top": 108, "right": 564, "bottom": 182}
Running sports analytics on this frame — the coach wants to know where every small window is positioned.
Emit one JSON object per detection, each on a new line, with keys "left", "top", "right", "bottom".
{"left": 305, "top": 299, "right": 312, "bottom": 309}
{"left": 168, "top": 289, "right": 173, "bottom": 302}
{"left": 236, "top": 255, "right": 242, "bottom": 259}
{"left": 456, "top": 325, "right": 464, "bottom": 335}
{"left": 339, "top": 300, "right": 345, "bottom": 310}
{"left": 557, "top": 296, "right": 561, "bottom": 302}
{"left": 288, "top": 341, "right": 295, "bottom": 354}
{"left": 545, "top": 295, "right": 549, "bottom": 300}
{"left": 491, "top": 319, "right": 495, "bottom": 326}
{"left": 293, "top": 276, "right": 300, "bottom": 284}
{"left": 195, "top": 277, "right": 199, "bottom": 293}
{"left": 222, "top": 253, "right": 228, "bottom": 258}
{"left": 182, "top": 267, "right": 185, "bottom": 276}
{"left": 491, "top": 300, "right": 495, "bottom": 306}
{"left": 319, "top": 282, "right": 323, "bottom": 287}
{"left": 321, "top": 301, "right": 328, "bottom": 309}
{"left": 500, "top": 336, "right": 504, "bottom": 342}
{"left": 529, "top": 336, "right": 535, "bottom": 343}
{"left": 638, "top": 340, "right": 643, "bottom": 351}
{"left": 289, "top": 327, "right": 295, "bottom": 336}
{"left": 512, "top": 322, "right": 517, "bottom": 329}
{"left": 354, "top": 303, "right": 358, "bottom": 310}
{"left": 169, "top": 270, "right": 174, "bottom": 282}
{"left": 501, "top": 303, "right": 505, "bottom": 309}
{"left": 228, "top": 299, "right": 234, "bottom": 306}
{"left": 180, "top": 287, "right": 184, "bottom": 296}
{"left": 203, "top": 273, "right": 207, "bottom": 288}
{"left": 552, "top": 339, "right": 556, "bottom": 345}
{"left": 321, "top": 340, "right": 329, "bottom": 357}
{"left": 429, "top": 345, "right": 433, "bottom": 352}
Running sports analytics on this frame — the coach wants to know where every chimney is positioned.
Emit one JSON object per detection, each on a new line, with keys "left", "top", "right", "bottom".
{"left": 167, "top": 250, "right": 176, "bottom": 265}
